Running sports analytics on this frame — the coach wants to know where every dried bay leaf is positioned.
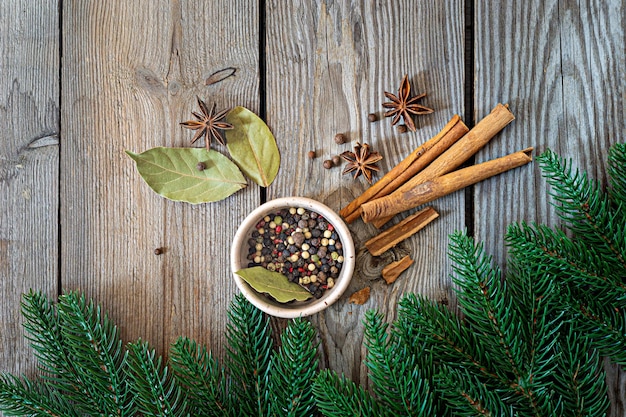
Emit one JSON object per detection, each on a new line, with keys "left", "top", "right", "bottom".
{"left": 236, "top": 266, "right": 312, "bottom": 303}
{"left": 126, "top": 147, "right": 246, "bottom": 204}
{"left": 225, "top": 106, "right": 280, "bottom": 187}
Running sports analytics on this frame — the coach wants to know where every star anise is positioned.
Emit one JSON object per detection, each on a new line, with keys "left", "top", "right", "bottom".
{"left": 180, "top": 97, "right": 233, "bottom": 149}
{"left": 340, "top": 142, "right": 383, "bottom": 184}
{"left": 382, "top": 74, "right": 433, "bottom": 132}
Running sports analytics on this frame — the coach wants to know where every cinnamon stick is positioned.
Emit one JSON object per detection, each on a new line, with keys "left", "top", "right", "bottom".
{"left": 365, "top": 207, "right": 439, "bottom": 256}
{"left": 340, "top": 115, "right": 468, "bottom": 223}
{"left": 382, "top": 255, "right": 414, "bottom": 284}
{"left": 361, "top": 148, "right": 533, "bottom": 223}
{"left": 370, "top": 103, "right": 515, "bottom": 227}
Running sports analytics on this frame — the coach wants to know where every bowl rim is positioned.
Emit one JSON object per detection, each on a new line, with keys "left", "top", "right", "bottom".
{"left": 230, "top": 196, "right": 355, "bottom": 318}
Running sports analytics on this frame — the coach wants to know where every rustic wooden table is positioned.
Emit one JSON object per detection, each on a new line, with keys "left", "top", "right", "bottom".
{"left": 1, "top": 0, "right": 624, "bottom": 415}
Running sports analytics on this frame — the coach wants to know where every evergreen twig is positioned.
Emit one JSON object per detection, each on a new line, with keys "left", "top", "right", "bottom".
{"left": 225, "top": 293, "right": 273, "bottom": 416}
{"left": 269, "top": 317, "right": 319, "bottom": 417}
{"left": 126, "top": 340, "right": 188, "bottom": 416}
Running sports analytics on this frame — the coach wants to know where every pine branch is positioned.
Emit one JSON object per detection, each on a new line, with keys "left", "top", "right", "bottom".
{"left": 57, "top": 292, "right": 130, "bottom": 415}
{"left": 18, "top": 291, "right": 130, "bottom": 415}
{"left": 537, "top": 149, "right": 626, "bottom": 273}
{"left": 313, "top": 370, "right": 388, "bottom": 417}
{"left": 435, "top": 366, "right": 515, "bottom": 417}
{"left": 269, "top": 317, "right": 319, "bottom": 417}
{"left": 363, "top": 310, "right": 435, "bottom": 416}
{"left": 170, "top": 337, "right": 234, "bottom": 416}
{"left": 396, "top": 294, "right": 492, "bottom": 384}
{"left": 507, "top": 221, "right": 626, "bottom": 364}
{"left": 126, "top": 340, "right": 189, "bottom": 416}
{"left": 19, "top": 291, "right": 77, "bottom": 396}
{"left": 552, "top": 325, "right": 609, "bottom": 417}
{"left": 0, "top": 374, "right": 79, "bottom": 417}
{"left": 448, "top": 232, "right": 526, "bottom": 380}
{"left": 225, "top": 293, "right": 273, "bottom": 416}
{"left": 608, "top": 142, "right": 626, "bottom": 208}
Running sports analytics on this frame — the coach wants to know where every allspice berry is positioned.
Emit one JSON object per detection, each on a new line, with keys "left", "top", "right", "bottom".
{"left": 367, "top": 113, "right": 378, "bottom": 122}
{"left": 397, "top": 124, "right": 408, "bottom": 134}
{"left": 307, "top": 150, "right": 316, "bottom": 159}
{"left": 332, "top": 155, "right": 341, "bottom": 166}
{"left": 334, "top": 133, "right": 346, "bottom": 144}
{"left": 323, "top": 159, "right": 333, "bottom": 169}
{"left": 154, "top": 248, "right": 163, "bottom": 255}
{"left": 196, "top": 162, "right": 206, "bottom": 171}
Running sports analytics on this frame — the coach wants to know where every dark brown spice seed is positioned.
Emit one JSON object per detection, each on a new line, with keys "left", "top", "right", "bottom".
{"left": 154, "top": 248, "right": 163, "bottom": 255}
{"left": 332, "top": 155, "right": 341, "bottom": 166}
{"left": 307, "top": 150, "right": 316, "bottom": 159}
{"left": 196, "top": 162, "right": 206, "bottom": 171}
{"left": 334, "top": 133, "right": 346, "bottom": 144}
{"left": 323, "top": 159, "right": 333, "bottom": 169}
{"left": 397, "top": 124, "right": 408, "bottom": 133}
{"left": 367, "top": 113, "right": 378, "bottom": 122}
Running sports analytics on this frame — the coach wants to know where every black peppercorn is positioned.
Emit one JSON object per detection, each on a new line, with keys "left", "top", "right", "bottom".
{"left": 154, "top": 248, "right": 163, "bottom": 255}
{"left": 397, "top": 124, "right": 408, "bottom": 133}
{"left": 367, "top": 113, "right": 378, "bottom": 122}
{"left": 334, "top": 133, "right": 346, "bottom": 144}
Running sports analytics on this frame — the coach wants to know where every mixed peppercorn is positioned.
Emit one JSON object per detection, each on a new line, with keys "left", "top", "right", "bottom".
{"left": 246, "top": 206, "right": 345, "bottom": 299}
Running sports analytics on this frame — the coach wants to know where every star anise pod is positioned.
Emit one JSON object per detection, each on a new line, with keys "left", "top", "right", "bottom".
{"left": 340, "top": 142, "right": 383, "bottom": 184}
{"left": 382, "top": 74, "right": 433, "bottom": 132}
{"left": 180, "top": 97, "right": 233, "bottom": 149}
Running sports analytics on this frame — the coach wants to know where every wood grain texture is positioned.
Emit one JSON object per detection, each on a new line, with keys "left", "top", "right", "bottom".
{"left": 0, "top": 0, "right": 59, "bottom": 383}
{"left": 265, "top": 0, "right": 465, "bottom": 386}
{"left": 60, "top": 0, "right": 259, "bottom": 359}
{"left": 473, "top": 1, "right": 626, "bottom": 415}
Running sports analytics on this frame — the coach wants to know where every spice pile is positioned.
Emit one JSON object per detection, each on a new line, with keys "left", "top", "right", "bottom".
{"left": 245, "top": 207, "right": 345, "bottom": 299}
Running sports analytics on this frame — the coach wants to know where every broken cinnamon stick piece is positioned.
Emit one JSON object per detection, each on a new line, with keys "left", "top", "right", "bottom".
{"left": 349, "top": 286, "right": 371, "bottom": 305}
{"left": 371, "top": 103, "right": 515, "bottom": 227}
{"left": 340, "top": 115, "right": 468, "bottom": 223}
{"left": 365, "top": 207, "right": 439, "bottom": 256}
{"left": 361, "top": 148, "right": 533, "bottom": 223}
{"left": 382, "top": 255, "right": 414, "bottom": 284}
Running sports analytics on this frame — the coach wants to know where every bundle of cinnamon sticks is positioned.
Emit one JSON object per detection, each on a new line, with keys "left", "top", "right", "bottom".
{"left": 340, "top": 104, "right": 533, "bottom": 230}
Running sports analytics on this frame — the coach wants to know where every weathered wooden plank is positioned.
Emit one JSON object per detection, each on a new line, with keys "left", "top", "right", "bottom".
{"left": 0, "top": 0, "right": 59, "bottom": 386}
{"left": 265, "top": 0, "right": 465, "bottom": 386}
{"left": 60, "top": 0, "right": 259, "bottom": 359}
{"left": 473, "top": 0, "right": 626, "bottom": 415}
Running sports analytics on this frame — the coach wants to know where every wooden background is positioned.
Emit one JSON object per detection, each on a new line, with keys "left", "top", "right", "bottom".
{"left": 1, "top": 0, "right": 624, "bottom": 414}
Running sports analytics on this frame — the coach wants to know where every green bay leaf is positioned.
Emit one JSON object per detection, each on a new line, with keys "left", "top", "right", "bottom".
{"left": 225, "top": 106, "right": 280, "bottom": 187}
{"left": 126, "top": 147, "right": 246, "bottom": 204}
{"left": 236, "top": 266, "right": 312, "bottom": 303}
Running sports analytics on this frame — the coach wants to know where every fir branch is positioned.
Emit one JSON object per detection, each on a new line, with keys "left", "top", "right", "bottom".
{"left": 396, "top": 294, "right": 494, "bottom": 384}
{"left": 506, "top": 222, "right": 626, "bottom": 295}
{"left": 269, "top": 317, "right": 319, "bottom": 417}
{"left": 126, "top": 340, "right": 188, "bottom": 417}
{"left": 448, "top": 232, "right": 526, "bottom": 380}
{"left": 313, "top": 370, "right": 387, "bottom": 417}
{"left": 19, "top": 291, "right": 129, "bottom": 415}
{"left": 57, "top": 292, "right": 130, "bottom": 415}
{"left": 552, "top": 326, "right": 609, "bottom": 417}
{"left": 608, "top": 142, "right": 626, "bottom": 208}
{"left": 20, "top": 291, "right": 77, "bottom": 396}
{"left": 170, "top": 337, "right": 234, "bottom": 417}
{"left": 537, "top": 149, "right": 626, "bottom": 273}
{"left": 507, "top": 222, "right": 626, "bottom": 364}
{"left": 225, "top": 293, "right": 273, "bottom": 416}
{"left": 0, "top": 374, "right": 79, "bottom": 417}
{"left": 435, "top": 366, "right": 515, "bottom": 417}
{"left": 363, "top": 310, "right": 434, "bottom": 416}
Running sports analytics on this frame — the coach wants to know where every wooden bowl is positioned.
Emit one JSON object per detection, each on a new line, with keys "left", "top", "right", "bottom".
{"left": 230, "top": 197, "right": 355, "bottom": 318}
